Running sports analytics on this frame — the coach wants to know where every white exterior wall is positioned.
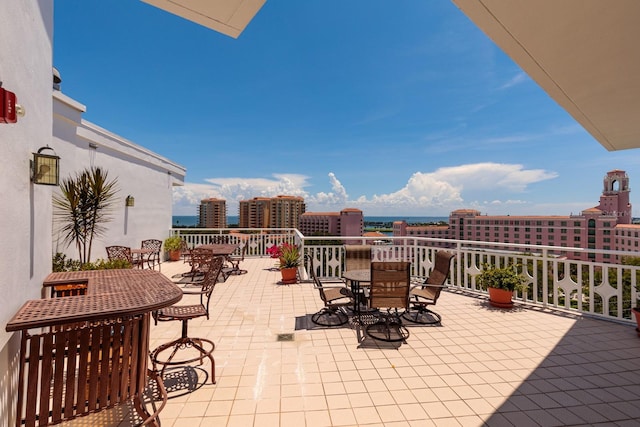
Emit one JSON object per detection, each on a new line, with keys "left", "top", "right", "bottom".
{"left": 0, "top": 2, "right": 54, "bottom": 424}
{"left": 0, "top": 5, "right": 186, "bottom": 423}
{"left": 52, "top": 92, "right": 185, "bottom": 261}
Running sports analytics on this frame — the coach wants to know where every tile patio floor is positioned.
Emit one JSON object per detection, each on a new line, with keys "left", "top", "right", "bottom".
{"left": 77, "top": 257, "right": 640, "bottom": 426}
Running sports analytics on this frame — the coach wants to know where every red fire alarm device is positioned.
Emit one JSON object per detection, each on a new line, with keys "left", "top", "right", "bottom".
{"left": 0, "top": 87, "right": 18, "bottom": 123}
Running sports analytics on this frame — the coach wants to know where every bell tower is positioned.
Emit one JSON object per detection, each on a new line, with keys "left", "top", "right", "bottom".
{"left": 598, "top": 170, "right": 632, "bottom": 224}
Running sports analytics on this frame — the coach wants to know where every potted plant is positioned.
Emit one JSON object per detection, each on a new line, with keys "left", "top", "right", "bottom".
{"left": 632, "top": 297, "right": 640, "bottom": 337}
{"left": 164, "top": 236, "right": 183, "bottom": 261}
{"left": 278, "top": 244, "right": 301, "bottom": 284}
{"left": 476, "top": 263, "right": 527, "bottom": 308}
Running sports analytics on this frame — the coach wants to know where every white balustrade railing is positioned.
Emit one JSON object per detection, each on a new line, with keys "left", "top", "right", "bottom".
{"left": 171, "top": 228, "right": 640, "bottom": 324}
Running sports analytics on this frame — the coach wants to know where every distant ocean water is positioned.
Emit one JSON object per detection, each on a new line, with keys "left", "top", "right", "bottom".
{"left": 172, "top": 215, "right": 448, "bottom": 227}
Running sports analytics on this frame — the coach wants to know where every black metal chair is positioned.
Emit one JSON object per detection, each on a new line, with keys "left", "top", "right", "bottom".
{"left": 307, "top": 255, "right": 354, "bottom": 326}
{"left": 365, "top": 261, "right": 411, "bottom": 342}
{"left": 151, "top": 255, "right": 225, "bottom": 384}
{"left": 403, "top": 251, "right": 454, "bottom": 325}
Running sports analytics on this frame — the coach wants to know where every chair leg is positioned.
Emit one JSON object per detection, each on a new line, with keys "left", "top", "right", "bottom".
{"left": 150, "top": 320, "right": 216, "bottom": 384}
{"left": 402, "top": 304, "right": 442, "bottom": 325}
{"left": 311, "top": 307, "right": 348, "bottom": 327}
{"left": 365, "top": 310, "right": 410, "bottom": 342}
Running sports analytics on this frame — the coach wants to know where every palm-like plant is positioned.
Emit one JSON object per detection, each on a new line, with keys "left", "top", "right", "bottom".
{"left": 53, "top": 167, "right": 118, "bottom": 264}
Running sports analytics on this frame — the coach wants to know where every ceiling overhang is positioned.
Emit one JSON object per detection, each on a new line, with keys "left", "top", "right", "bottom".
{"left": 452, "top": 0, "right": 640, "bottom": 151}
{"left": 140, "top": 0, "right": 265, "bottom": 39}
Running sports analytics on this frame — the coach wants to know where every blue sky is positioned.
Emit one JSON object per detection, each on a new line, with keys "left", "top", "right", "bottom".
{"left": 53, "top": 1, "right": 640, "bottom": 217}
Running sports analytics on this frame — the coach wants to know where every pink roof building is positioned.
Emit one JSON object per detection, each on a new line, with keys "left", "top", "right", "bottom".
{"left": 394, "top": 170, "right": 635, "bottom": 263}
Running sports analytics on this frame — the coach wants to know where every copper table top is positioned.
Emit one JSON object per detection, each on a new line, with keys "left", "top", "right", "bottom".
{"left": 6, "top": 269, "right": 183, "bottom": 332}
{"left": 196, "top": 243, "right": 239, "bottom": 256}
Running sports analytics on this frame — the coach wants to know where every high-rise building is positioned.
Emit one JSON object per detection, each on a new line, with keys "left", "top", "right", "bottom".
{"left": 299, "top": 208, "right": 364, "bottom": 237}
{"left": 239, "top": 197, "right": 271, "bottom": 228}
{"left": 270, "top": 195, "right": 306, "bottom": 229}
{"left": 394, "top": 170, "right": 634, "bottom": 263}
{"left": 198, "top": 198, "right": 227, "bottom": 228}
{"left": 239, "top": 195, "right": 306, "bottom": 228}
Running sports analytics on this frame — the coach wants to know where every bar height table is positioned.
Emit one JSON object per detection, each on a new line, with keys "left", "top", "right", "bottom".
{"left": 5, "top": 269, "right": 183, "bottom": 427}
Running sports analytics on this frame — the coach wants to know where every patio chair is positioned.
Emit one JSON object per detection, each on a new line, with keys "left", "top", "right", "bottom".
{"left": 344, "top": 245, "right": 372, "bottom": 272}
{"left": 180, "top": 238, "right": 192, "bottom": 263}
{"left": 142, "top": 238, "right": 163, "bottom": 270}
{"left": 403, "top": 250, "right": 454, "bottom": 324}
{"left": 151, "top": 255, "right": 225, "bottom": 384}
{"left": 224, "top": 242, "right": 247, "bottom": 277}
{"left": 105, "top": 245, "right": 141, "bottom": 268}
{"left": 185, "top": 247, "right": 214, "bottom": 280}
{"left": 365, "top": 261, "right": 411, "bottom": 342}
{"left": 307, "top": 255, "right": 354, "bottom": 326}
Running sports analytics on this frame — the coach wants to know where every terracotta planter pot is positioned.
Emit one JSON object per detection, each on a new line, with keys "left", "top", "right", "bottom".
{"left": 169, "top": 250, "right": 181, "bottom": 261}
{"left": 280, "top": 267, "right": 298, "bottom": 284}
{"left": 488, "top": 287, "right": 514, "bottom": 308}
{"left": 632, "top": 308, "right": 640, "bottom": 337}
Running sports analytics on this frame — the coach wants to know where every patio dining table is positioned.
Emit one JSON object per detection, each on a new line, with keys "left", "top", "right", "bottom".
{"left": 5, "top": 269, "right": 183, "bottom": 427}
{"left": 342, "top": 269, "right": 371, "bottom": 316}
{"left": 196, "top": 243, "right": 239, "bottom": 257}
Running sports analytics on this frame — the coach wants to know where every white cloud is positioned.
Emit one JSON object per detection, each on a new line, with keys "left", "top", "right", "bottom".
{"left": 172, "top": 163, "right": 558, "bottom": 216}
{"left": 499, "top": 71, "right": 529, "bottom": 90}
{"left": 432, "top": 163, "right": 557, "bottom": 192}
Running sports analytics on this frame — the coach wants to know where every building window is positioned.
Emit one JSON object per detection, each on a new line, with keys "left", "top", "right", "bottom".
{"left": 574, "top": 236, "right": 581, "bottom": 241}
{"left": 561, "top": 228, "right": 567, "bottom": 234}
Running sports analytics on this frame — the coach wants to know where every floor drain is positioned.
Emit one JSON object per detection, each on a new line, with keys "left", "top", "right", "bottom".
{"left": 276, "top": 333, "right": 294, "bottom": 342}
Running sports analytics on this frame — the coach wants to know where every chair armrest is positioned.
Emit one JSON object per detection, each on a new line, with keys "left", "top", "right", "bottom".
{"left": 182, "top": 288, "right": 207, "bottom": 296}
{"left": 409, "top": 283, "right": 448, "bottom": 291}
{"left": 318, "top": 276, "right": 346, "bottom": 283}
{"left": 312, "top": 283, "right": 348, "bottom": 290}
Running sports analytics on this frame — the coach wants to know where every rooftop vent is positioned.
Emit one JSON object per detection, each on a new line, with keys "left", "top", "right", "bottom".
{"left": 53, "top": 67, "right": 61, "bottom": 91}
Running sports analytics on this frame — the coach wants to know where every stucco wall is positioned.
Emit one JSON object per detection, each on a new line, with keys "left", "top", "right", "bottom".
{"left": 0, "top": 5, "right": 186, "bottom": 423}
{"left": 0, "top": 1, "right": 53, "bottom": 346}
{"left": 52, "top": 91, "right": 185, "bottom": 262}
{"left": 0, "top": 2, "right": 54, "bottom": 424}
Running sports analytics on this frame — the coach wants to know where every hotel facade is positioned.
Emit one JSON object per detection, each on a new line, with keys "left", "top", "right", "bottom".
{"left": 299, "top": 208, "right": 364, "bottom": 237}
{"left": 198, "top": 198, "right": 227, "bottom": 228}
{"left": 394, "top": 170, "right": 636, "bottom": 263}
{"left": 239, "top": 195, "right": 306, "bottom": 229}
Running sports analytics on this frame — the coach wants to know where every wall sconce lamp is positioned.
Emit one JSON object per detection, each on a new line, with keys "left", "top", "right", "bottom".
{"left": 31, "top": 146, "right": 60, "bottom": 185}
{"left": 125, "top": 195, "right": 135, "bottom": 207}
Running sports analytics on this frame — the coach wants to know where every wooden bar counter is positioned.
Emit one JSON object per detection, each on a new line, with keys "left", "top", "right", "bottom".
{"left": 5, "top": 269, "right": 183, "bottom": 427}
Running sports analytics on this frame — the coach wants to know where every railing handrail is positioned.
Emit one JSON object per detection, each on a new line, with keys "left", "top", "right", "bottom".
{"left": 171, "top": 228, "right": 640, "bottom": 324}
